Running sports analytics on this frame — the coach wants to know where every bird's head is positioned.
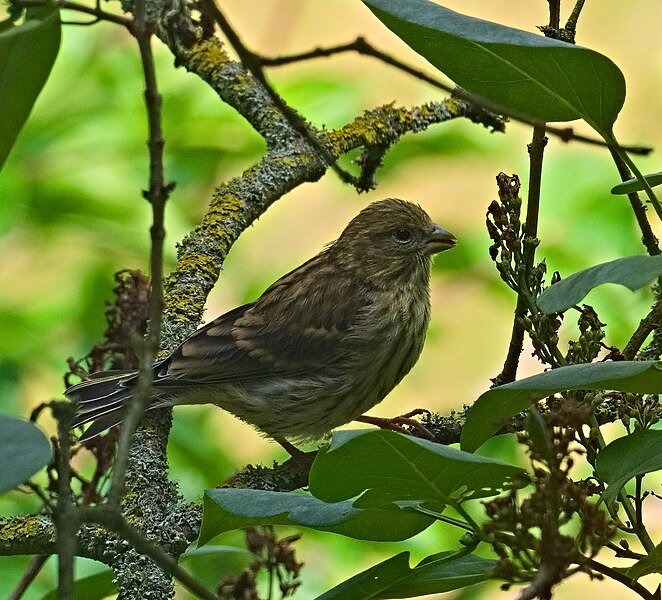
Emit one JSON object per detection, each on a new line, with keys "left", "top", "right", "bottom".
{"left": 331, "top": 199, "right": 456, "bottom": 289}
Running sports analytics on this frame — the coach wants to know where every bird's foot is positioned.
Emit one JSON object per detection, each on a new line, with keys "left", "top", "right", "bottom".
{"left": 277, "top": 438, "right": 317, "bottom": 473}
{"left": 356, "top": 408, "right": 434, "bottom": 441}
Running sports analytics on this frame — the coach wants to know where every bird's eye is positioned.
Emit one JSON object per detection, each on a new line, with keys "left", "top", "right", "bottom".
{"left": 393, "top": 228, "right": 413, "bottom": 243}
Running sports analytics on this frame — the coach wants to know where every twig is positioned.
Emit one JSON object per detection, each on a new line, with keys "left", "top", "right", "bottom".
{"left": 609, "top": 149, "right": 660, "bottom": 257}
{"left": 14, "top": 0, "right": 132, "bottom": 27}
{"left": 604, "top": 540, "right": 645, "bottom": 560}
{"left": 548, "top": 0, "right": 561, "bottom": 31}
{"left": 9, "top": 555, "right": 49, "bottom": 600}
{"left": 107, "top": 0, "right": 171, "bottom": 507}
{"left": 260, "top": 36, "right": 651, "bottom": 156}
{"left": 516, "top": 563, "right": 560, "bottom": 600}
{"left": 83, "top": 508, "right": 219, "bottom": 600}
{"left": 23, "top": 481, "right": 56, "bottom": 513}
{"left": 586, "top": 558, "right": 656, "bottom": 600}
{"left": 494, "top": 127, "right": 548, "bottom": 384}
{"left": 199, "top": 0, "right": 356, "bottom": 184}
{"left": 623, "top": 298, "right": 662, "bottom": 360}
{"left": 53, "top": 402, "right": 79, "bottom": 600}
{"left": 565, "top": 0, "right": 587, "bottom": 38}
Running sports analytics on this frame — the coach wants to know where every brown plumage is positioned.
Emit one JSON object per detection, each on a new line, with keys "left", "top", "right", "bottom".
{"left": 66, "top": 199, "right": 455, "bottom": 443}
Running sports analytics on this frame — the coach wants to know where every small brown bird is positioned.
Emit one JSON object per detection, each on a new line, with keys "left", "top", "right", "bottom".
{"left": 67, "top": 199, "right": 455, "bottom": 446}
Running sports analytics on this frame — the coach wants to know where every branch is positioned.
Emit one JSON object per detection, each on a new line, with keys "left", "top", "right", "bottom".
{"left": 609, "top": 149, "right": 660, "bottom": 257}
{"left": 52, "top": 402, "right": 78, "bottom": 599}
{"left": 259, "top": 36, "right": 650, "bottom": 156}
{"left": 586, "top": 558, "right": 656, "bottom": 600}
{"left": 107, "top": 0, "right": 171, "bottom": 508}
{"left": 84, "top": 508, "right": 218, "bottom": 600}
{"left": 623, "top": 297, "right": 662, "bottom": 360}
{"left": 8, "top": 555, "right": 49, "bottom": 600}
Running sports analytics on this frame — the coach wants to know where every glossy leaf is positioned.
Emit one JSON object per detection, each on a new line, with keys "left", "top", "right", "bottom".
{"left": 611, "top": 171, "right": 662, "bottom": 195}
{"left": 316, "top": 551, "right": 496, "bottom": 599}
{"left": 362, "top": 0, "right": 625, "bottom": 135}
{"left": 537, "top": 255, "right": 662, "bottom": 314}
{"left": 595, "top": 429, "right": 662, "bottom": 504}
{"left": 0, "top": 6, "right": 61, "bottom": 170}
{"left": 0, "top": 414, "right": 52, "bottom": 494}
{"left": 309, "top": 430, "right": 526, "bottom": 505}
{"left": 461, "top": 361, "right": 662, "bottom": 452}
{"left": 199, "top": 488, "right": 434, "bottom": 546}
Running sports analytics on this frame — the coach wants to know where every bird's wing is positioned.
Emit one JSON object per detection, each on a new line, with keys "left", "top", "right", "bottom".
{"left": 158, "top": 262, "right": 372, "bottom": 385}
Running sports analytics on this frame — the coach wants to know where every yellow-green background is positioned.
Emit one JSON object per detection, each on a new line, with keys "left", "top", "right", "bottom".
{"left": 1, "top": 0, "right": 661, "bottom": 597}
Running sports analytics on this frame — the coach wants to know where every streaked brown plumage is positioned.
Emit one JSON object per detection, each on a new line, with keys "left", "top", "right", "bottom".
{"left": 67, "top": 199, "right": 455, "bottom": 444}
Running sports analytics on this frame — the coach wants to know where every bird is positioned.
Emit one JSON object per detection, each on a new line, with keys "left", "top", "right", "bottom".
{"left": 66, "top": 199, "right": 456, "bottom": 448}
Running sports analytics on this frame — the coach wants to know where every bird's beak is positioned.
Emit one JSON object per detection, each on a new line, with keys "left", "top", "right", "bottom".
{"left": 426, "top": 223, "right": 456, "bottom": 253}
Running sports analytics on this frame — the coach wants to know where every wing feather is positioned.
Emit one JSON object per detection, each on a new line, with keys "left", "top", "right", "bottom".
{"left": 159, "top": 254, "right": 372, "bottom": 385}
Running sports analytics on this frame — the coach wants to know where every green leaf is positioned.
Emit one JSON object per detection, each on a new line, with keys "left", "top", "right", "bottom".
{"left": 40, "top": 569, "right": 116, "bottom": 600}
{"left": 316, "top": 551, "right": 497, "bottom": 599}
{"left": 199, "top": 488, "right": 433, "bottom": 546}
{"left": 362, "top": 0, "right": 625, "bottom": 135}
{"left": 623, "top": 541, "right": 662, "bottom": 580}
{"left": 595, "top": 429, "right": 662, "bottom": 504}
{"left": 611, "top": 171, "right": 662, "bottom": 195}
{"left": 461, "top": 361, "right": 662, "bottom": 452}
{"left": 537, "top": 255, "right": 662, "bottom": 313}
{"left": 0, "top": 414, "right": 52, "bottom": 494}
{"left": 309, "top": 430, "right": 526, "bottom": 505}
{"left": 0, "top": 5, "right": 61, "bottom": 171}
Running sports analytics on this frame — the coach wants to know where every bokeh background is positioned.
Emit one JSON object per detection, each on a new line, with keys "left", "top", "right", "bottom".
{"left": 1, "top": 0, "right": 661, "bottom": 597}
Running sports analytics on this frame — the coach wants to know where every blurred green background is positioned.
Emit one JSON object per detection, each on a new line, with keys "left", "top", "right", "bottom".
{"left": 1, "top": 0, "right": 661, "bottom": 597}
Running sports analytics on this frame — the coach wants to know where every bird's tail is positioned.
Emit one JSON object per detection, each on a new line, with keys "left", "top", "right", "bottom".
{"left": 66, "top": 370, "right": 139, "bottom": 441}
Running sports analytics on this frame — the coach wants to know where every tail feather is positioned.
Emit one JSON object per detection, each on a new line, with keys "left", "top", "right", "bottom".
{"left": 78, "top": 410, "right": 127, "bottom": 441}
{"left": 66, "top": 371, "right": 140, "bottom": 439}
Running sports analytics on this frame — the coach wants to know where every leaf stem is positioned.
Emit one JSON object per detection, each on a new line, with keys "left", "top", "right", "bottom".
{"left": 615, "top": 146, "right": 662, "bottom": 221}
{"left": 414, "top": 506, "right": 474, "bottom": 532}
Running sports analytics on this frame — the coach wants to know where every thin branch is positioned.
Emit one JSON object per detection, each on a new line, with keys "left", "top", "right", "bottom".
{"left": 53, "top": 403, "right": 79, "bottom": 600}
{"left": 548, "top": 0, "right": 561, "bottom": 31}
{"left": 494, "top": 127, "right": 548, "bottom": 384}
{"left": 565, "top": 0, "right": 587, "bottom": 39}
{"left": 586, "top": 558, "right": 656, "bottom": 600}
{"left": 107, "top": 0, "right": 171, "bottom": 507}
{"left": 14, "top": 0, "right": 132, "bottom": 27}
{"left": 199, "top": 0, "right": 356, "bottom": 184}
{"left": 609, "top": 149, "right": 660, "bottom": 257}
{"left": 259, "top": 36, "right": 651, "bottom": 156}
{"left": 9, "top": 555, "right": 49, "bottom": 600}
{"left": 623, "top": 298, "right": 662, "bottom": 360}
{"left": 83, "top": 508, "right": 219, "bottom": 600}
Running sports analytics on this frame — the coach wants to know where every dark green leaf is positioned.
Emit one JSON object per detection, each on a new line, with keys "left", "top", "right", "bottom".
{"left": 623, "top": 541, "right": 662, "bottom": 580}
{"left": 611, "top": 171, "right": 662, "bottom": 195}
{"left": 0, "top": 6, "right": 61, "bottom": 171}
{"left": 537, "top": 256, "right": 662, "bottom": 313}
{"left": 0, "top": 414, "right": 52, "bottom": 494}
{"left": 309, "top": 430, "right": 525, "bottom": 505}
{"left": 595, "top": 429, "right": 662, "bottom": 504}
{"left": 362, "top": 0, "right": 624, "bottom": 135}
{"left": 316, "top": 551, "right": 496, "bottom": 599}
{"left": 461, "top": 361, "right": 662, "bottom": 452}
{"left": 199, "top": 488, "right": 433, "bottom": 546}
{"left": 40, "top": 569, "right": 115, "bottom": 600}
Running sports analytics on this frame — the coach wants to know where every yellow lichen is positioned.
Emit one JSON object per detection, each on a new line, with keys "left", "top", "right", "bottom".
{"left": 186, "top": 39, "right": 230, "bottom": 75}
